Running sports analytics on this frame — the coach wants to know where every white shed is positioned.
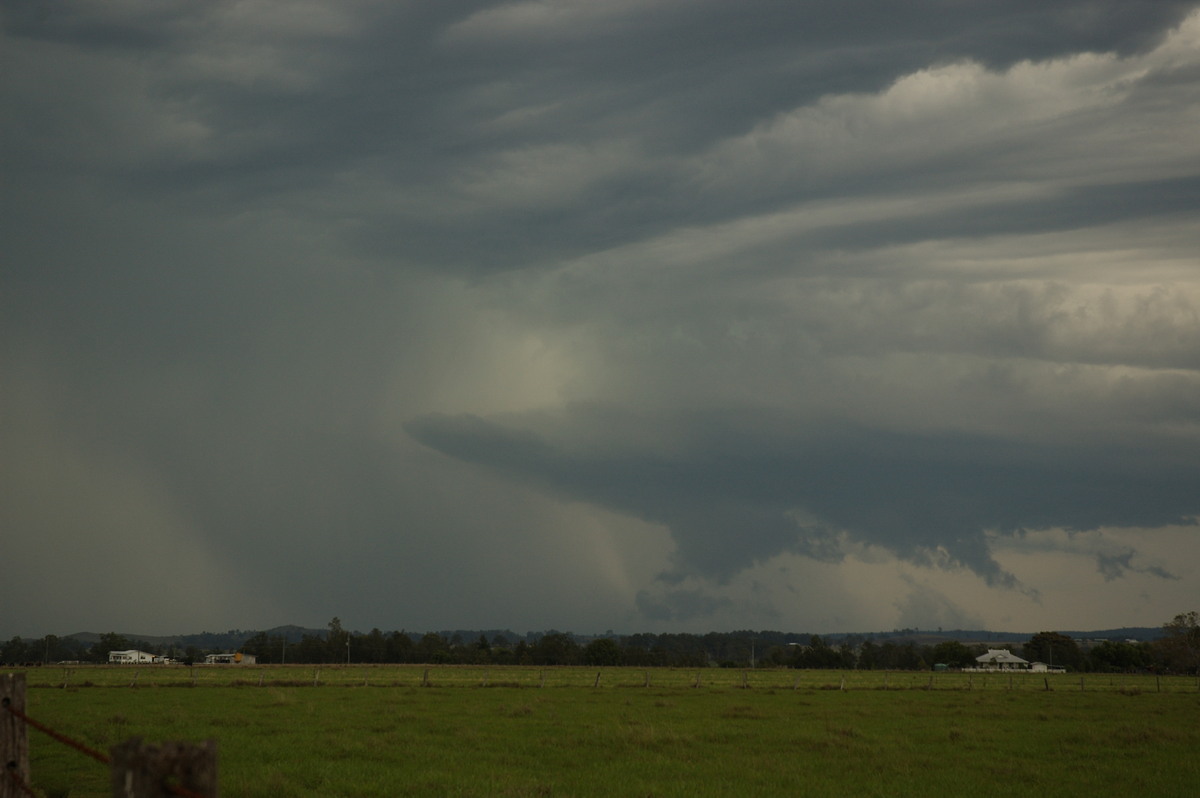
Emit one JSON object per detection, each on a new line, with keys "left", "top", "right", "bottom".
{"left": 108, "top": 650, "right": 156, "bottom": 664}
{"left": 1030, "top": 661, "right": 1066, "bottom": 673}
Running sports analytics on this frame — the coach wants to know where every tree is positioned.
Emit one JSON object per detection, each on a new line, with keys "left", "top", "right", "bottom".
{"left": 583, "top": 638, "right": 623, "bottom": 667}
{"left": 416, "top": 633, "right": 450, "bottom": 663}
{"left": 2, "top": 637, "right": 30, "bottom": 665}
{"left": 387, "top": 631, "right": 415, "bottom": 663}
{"left": 93, "top": 632, "right": 132, "bottom": 663}
{"left": 242, "top": 632, "right": 272, "bottom": 663}
{"left": 1088, "top": 640, "right": 1151, "bottom": 673}
{"left": 857, "top": 640, "right": 880, "bottom": 670}
{"left": 531, "top": 633, "right": 580, "bottom": 666}
{"left": 793, "top": 635, "right": 846, "bottom": 669}
{"left": 293, "top": 634, "right": 327, "bottom": 663}
{"left": 1023, "top": 632, "right": 1083, "bottom": 671}
{"left": 361, "top": 629, "right": 388, "bottom": 663}
{"left": 327, "top": 617, "right": 350, "bottom": 664}
{"left": 930, "top": 640, "right": 974, "bottom": 669}
{"left": 1157, "top": 611, "right": 1200, "bottom": 674}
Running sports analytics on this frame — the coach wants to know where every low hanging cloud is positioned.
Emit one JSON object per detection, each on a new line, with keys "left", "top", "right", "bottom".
{"left": 406, "top": 406, "right": 1200, "bottom": 589}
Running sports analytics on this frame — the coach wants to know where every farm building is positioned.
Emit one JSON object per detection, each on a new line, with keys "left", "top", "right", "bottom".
{"left": 204, "top": 652, "right": 256, "bottom": 665}
{"left": 1030, "top": 661, "right": 1067, "bottom": 673}
{"left": 971, "top": 649, "right": 1030, "bottom": 670}
{"left": 108, "top": 650, "right": 156, "bottom": 664}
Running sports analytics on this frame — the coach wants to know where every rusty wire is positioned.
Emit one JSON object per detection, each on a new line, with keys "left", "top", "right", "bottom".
{"left": 4, "top": 697, "right": 212, "bottom": 798}
{"left": 4, "top": 762, "right": 38, "bottom": 798}
{"left": 3, "top": 696, "right": 109, "bottom": 764}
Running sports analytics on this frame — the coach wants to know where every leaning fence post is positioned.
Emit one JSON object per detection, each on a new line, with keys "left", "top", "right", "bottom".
{"left": 1, "top": 674, "right": 30, "bottom": 798}
{"left": 110, "top": 737, "right": 218, "bottom": 797}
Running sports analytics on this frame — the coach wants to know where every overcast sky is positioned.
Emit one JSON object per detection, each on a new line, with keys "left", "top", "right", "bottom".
{"left": 4, "top": 1, "right": 1200, "bottom": 639}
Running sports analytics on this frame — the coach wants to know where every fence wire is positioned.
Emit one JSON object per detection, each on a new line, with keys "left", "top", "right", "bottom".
{"left": 3, "top": 694, "right": 209, "bottom": 798}
{"left": 4, "top": 762, "right": 37, "bottom": 798}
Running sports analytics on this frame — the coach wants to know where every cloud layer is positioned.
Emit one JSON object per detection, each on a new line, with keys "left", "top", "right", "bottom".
{"left": 3, "top": 1, "right": 1199, "bottom": 636}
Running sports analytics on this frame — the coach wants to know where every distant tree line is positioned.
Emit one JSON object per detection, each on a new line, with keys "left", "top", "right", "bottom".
{"left": 5, "top": 612, "right": 1197, "bottom": 674}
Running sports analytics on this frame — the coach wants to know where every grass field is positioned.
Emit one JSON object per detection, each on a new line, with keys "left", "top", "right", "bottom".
{"left": 10, "top": 666, "right": 1200, "bottom": 797}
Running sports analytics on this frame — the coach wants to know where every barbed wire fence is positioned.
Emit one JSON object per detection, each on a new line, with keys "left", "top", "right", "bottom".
{"left": 2, "top": 673, "right": 216, "bottom": 798}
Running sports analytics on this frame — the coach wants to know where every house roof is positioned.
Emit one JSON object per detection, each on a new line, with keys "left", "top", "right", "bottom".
{"left": 976, "top": 648, "right": 1028, "bottom": 664}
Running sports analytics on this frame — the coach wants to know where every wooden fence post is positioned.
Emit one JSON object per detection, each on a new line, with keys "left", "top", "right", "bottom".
{"left": 110, "top": 738, "right": 217, "bottom": 797}
{"left": 1, "top": 674, "right": 30, "bottom": 798}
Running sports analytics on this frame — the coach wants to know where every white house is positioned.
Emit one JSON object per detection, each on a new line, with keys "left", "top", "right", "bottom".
{"left": 970, "top": 649, "right": 1030, "bottom": 671}
{"left": 108, "top": 650, "right": 156, "bottom": 664}
{"left": 204, "top": 652, "right": 256, "bottom": 665}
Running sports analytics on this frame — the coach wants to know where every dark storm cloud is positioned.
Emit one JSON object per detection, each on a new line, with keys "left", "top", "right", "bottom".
{"left": 1094, "top": 549, "right": 1178, "bottom": 582}
{"left": 6, "top": 1, "right": 1196, "bottom": 272}
{"left": 794, "top": 175, "right": 1200, "bottom": 264}
{"left": 406, "top": 408, "right": 1200, "bottom": 584}
{"left": 635, "top": 588, "right": 735, "bottom": 623}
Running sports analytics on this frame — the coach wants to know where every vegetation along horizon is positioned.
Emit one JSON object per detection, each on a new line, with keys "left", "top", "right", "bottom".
{"left": 8, "top": 665, "right": 1200, "bottom": 797}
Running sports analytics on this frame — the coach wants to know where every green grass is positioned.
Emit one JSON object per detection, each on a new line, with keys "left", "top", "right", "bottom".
{"left": 16, "top": 663, "right": 1200, "bottom": 691}
{"left": 10, "top": 667, "right": 1200, "bottom": 796}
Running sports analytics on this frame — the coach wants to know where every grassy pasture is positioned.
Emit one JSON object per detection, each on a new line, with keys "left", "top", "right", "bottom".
{"left": 18, "top": 663, "right": 1200, "bottom": 691}
{"left": 11, "top": 667, "right": 1200, "bottom": 797}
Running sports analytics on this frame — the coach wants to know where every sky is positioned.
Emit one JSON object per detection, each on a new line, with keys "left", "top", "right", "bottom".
{"left": 3, "top": 1, "right": 1200, "bottom": 639}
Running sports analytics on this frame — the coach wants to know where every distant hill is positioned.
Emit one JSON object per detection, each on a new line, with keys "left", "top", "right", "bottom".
{"left": 65, "top": 625, "right": 326, "bottom": 651}
{"left": 1056, "top": 627, "right": 1163, "bottom": 641}
{"left": 823, "top": 627, "right": 1163, "bottom": 645}
{"left": 62, "top": 624, "right": 1164, "bottom": 650}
